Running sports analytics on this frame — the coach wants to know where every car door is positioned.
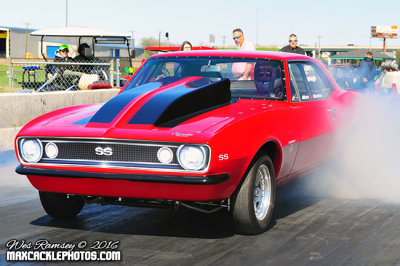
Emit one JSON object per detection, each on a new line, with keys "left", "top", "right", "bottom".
{"left": 288, "top": 61, "right": 336, "bottom": 175}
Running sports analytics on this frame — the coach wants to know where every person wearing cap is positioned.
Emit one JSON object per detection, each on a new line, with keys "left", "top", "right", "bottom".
{"left": 74, "top": 43, "right": 93, "bottom": 73}
{"left": 53, "top": 44, "right": 73, "bottom": 74}
{"left": 54, "top": 44, "right": 73, "bottom": 63}
{"left": 74, "top": 43, "right": 91, "bottom": 62}
{"left": 358, "top": 51, "right": 376, "bottom": 93}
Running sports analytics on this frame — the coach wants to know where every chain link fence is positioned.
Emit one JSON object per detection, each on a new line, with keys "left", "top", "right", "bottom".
{"left": 5, "top": 59, "right": 121, "bottom": 92}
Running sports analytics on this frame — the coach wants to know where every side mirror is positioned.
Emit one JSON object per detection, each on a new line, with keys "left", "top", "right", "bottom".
{"left": 130, "top": 49, "right": 136, "bottom": 58}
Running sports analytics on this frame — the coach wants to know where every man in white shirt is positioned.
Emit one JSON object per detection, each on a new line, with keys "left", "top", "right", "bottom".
{"left": 232, "top": 28, "right": 255, "bottom": 80}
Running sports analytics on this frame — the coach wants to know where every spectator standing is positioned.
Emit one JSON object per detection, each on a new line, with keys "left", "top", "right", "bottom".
{"left": 358, "top": 51, "right": 376, "bottom": 93}
{"left": 181, "top": 41, "right": 192, "bottom": 51}
{"left": 280, "top": 34, "right": 306, "bottom": 55}
{"left": 233, "top": 28, "right": 255, "bottom": 51}
{"left": 232, "top": 28, "right": 255, "bottom": 80}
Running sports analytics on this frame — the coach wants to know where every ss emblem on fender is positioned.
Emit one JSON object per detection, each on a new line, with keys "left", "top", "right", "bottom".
{"left": 95, "top": 147, "right": 113, "bottom": 156}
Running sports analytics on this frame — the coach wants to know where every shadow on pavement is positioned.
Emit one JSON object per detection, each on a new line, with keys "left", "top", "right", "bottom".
{"left": 29, "top": 175, "right": 322, "bottom": 239}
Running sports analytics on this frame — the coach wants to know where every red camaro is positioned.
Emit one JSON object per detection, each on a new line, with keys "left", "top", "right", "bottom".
{"left": 15, "top": 50, "right": 358, "bottom": 234}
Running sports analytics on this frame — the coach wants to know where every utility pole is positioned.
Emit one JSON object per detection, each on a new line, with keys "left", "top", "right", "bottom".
{"left": 383, "top": 37, "right": 387, "bottom": 55}
{"left": 317, "top": 35, "right": 322, "bottom": 59}
{"left": 65, "top": 0, "right": 68, "bottom": 27}
{"left": 24, "top": 22, "right": 30, "bottom": 58}
{"left": 256, "top": 8, "right": 259, "bottom": 46}
{"left": 222, "top": 35, "right": 226, "bottom": 48}
{"left": 130, "top": 30, "right": 136, "bottom": 47}
{"left": 369, "top": 36, "right": 372, "bottom": 51}
{"left": 158, "top": 31, "right": 161, "bottom": 47}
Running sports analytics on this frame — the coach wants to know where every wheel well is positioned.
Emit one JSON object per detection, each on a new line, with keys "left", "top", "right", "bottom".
{"left": 255, "top": 141, "right": 282, "bottom": 177}
{"left": 230, "top": 140, "right": 282, "bottom": 202}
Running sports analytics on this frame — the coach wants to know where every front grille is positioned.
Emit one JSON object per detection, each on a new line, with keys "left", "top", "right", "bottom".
{"left": 38, "top": 139, "right": 181, "bottom": 170}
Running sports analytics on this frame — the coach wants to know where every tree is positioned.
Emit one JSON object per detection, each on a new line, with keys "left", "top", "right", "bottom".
{"left": 140, "top": 37, "right": 160, "bottom": 47}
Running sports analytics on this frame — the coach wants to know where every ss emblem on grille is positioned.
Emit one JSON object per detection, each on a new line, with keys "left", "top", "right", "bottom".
{"left": 95, "top": 147, "right": 113, "bottom": 156}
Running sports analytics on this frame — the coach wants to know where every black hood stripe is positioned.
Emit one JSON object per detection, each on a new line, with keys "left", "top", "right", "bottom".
{"left": 89, "top": 82, "right": 161, "bottom": 124}
{"left": 129, "top": 78, "right": 231, "bottom": 126}
{"left": 128, "top": 84, "right": 191, "bottom": 125}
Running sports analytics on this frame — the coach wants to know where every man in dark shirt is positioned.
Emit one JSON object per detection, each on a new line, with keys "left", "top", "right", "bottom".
{"left": 74, "top": 43, "right": 91, "bottom": 62}
{"left": 358, "top": 51, "right": 376, "bottom": 93}
{"left": 280, "top": 34, "right": 306, "bottom": 55}
{"left": 74, "top": 43, "right": 92, "bottom": 73}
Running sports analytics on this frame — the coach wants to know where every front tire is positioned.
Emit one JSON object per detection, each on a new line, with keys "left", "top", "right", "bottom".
{"left": 232, "top": 155, "right": 276, "bottom": 234}
{"left": 39, "top": 191, "right": 85, "bottom": 219}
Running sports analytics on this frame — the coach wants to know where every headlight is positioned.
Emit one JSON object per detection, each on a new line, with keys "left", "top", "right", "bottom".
{"left": 157, "top": 147, "right": 173, "bottom": 164}
{"left": 45, "top": 142, "right": 59, "bottom": 159}
{"left": 177, "top": 145, "right": 208, "bottom": 171}
{"left": 20, "top": 138, "right": 43, "bottom": 163}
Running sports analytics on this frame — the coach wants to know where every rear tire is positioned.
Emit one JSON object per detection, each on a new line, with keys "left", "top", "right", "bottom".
{"left": 39, "top": 191, "right": 85, "bottom": 219}
{"left": 232, "top": 155, "right": 276, "bottom": 234}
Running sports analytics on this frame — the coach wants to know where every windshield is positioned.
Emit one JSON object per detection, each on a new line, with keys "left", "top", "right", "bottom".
{"left": 124, "top": 57, "right": 286, "bottom": 100}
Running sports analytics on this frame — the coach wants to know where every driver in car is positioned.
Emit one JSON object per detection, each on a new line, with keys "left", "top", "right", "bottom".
{"left": 254, "top": 61, "right": 283, "bottom": 98}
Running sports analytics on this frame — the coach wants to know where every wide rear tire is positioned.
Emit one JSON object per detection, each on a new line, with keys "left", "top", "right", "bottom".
{"left": 39, "top": 191, "right": 85, "bottom": 219}
{"left": 232, "top": 155, "right": 276, "bottom": 234}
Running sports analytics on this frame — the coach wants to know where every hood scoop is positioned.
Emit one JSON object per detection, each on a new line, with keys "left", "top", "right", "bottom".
{"left": 128, "top": 78, "right": 231, "bottom": 127}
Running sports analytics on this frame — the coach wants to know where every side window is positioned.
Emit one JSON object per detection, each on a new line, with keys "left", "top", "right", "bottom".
{"left": 303, "top": 63, "right": 333, "bottom": 100}
{"left": 289, "top": 63, "right": 310, "bottom": 101}
{"left": 289, "top": 62, "right": 334, "bottom": 102}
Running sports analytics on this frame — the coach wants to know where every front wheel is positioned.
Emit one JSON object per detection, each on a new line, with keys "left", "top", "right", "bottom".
{"left": 232, "top": 155, "right": 276, "bottom": 234}
{"left": 39, "top": 191, "right": 85, "bottom": 219}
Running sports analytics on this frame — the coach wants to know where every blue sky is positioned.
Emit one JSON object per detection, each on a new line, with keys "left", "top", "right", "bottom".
{"left": 1, "top": 0, "right": 400, "bottom": 48}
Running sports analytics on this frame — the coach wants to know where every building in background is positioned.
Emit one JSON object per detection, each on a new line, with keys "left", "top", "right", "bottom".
{"left": 0, "top": 26, "right": 143, "bottom": 60}
{"left": 0, "top": 26, "right": 41, "bottom": 58}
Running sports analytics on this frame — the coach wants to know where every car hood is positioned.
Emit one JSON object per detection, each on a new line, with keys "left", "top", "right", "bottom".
{"left": 18, "top": 77, "right": 254, "bottom": 141}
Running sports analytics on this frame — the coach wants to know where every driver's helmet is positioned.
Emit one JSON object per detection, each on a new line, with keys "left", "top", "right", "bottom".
{"left": 254, "top": 61, "right": 276, "bottom": 92}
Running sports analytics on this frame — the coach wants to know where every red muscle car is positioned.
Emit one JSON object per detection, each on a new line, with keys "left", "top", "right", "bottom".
{"left": 15, "top": 50, "right": 358, "bottom": 234}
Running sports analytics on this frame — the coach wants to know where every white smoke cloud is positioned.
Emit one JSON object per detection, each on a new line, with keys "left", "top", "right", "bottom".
{"left": 304, "top": 94, "right": 400, "bottom": 203}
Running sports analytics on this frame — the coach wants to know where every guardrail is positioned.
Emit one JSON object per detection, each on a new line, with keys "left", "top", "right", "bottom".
{"left": 0, "top": 89, "right": 120, "bottom": 151}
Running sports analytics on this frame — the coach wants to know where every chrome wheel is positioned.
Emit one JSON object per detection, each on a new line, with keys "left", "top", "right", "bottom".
{"left": 254, "top": 164, "right": 271, "bottom": 221}
{"left": 232, "top": 155, "right": 276, "bottom": 234}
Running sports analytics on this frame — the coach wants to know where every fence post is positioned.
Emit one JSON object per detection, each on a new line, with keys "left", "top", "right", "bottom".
{"left": 116, "top": 58, "right": 120, "bottom": 88}
{"left": 8, "top": 58, "right": 13, "bottom": 92}
{"left": 110, "top": 59, "right": 114, "bottom": 87}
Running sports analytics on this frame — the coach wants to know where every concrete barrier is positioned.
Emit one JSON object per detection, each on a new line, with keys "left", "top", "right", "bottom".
{"left": 0, "top": 89, "right": 120, "bottom": 151}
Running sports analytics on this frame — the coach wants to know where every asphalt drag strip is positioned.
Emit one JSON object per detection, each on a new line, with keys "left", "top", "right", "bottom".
{"left": 0, "top": 155, "right": 399, "bottom": 265}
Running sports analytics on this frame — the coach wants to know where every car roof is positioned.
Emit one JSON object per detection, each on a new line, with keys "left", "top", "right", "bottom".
{"left": 150, "top": 49, "right": 311, "bottom": 61}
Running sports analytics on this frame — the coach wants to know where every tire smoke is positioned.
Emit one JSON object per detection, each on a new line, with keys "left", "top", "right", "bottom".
{"left": 305, "top": 94, "right": 400, "bottom": 203}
